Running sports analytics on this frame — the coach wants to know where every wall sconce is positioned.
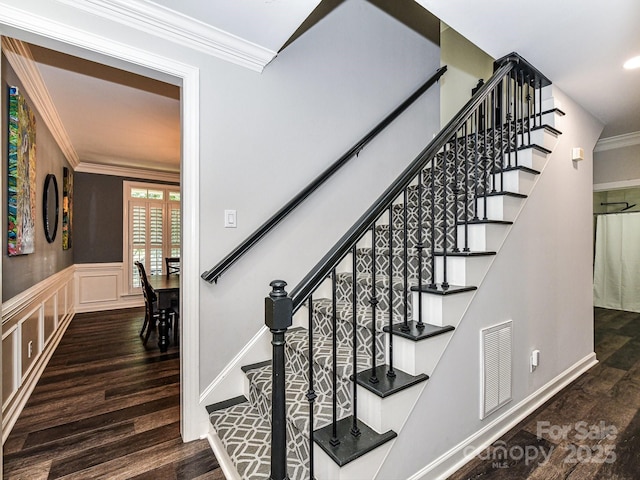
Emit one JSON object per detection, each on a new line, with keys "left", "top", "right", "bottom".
{"left": 571, "top": 147, "right": 584, "bottom": 162}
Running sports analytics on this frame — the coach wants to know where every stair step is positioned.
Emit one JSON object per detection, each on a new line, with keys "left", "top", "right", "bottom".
{"left": 383, "top": 320, "right": 454, "bottom": 341}
{"left": 208, "top": 399, "right": 309, "bottom": 480}
{"left": 314, "top": 415, "right": 396, "bottom": 467}
{"left": 355, "top": 364, "right": 429, "bottom": 398}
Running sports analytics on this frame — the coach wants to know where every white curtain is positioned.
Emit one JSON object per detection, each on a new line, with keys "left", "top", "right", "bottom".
{"left": 594, "top": 212, "right": 640, "bottom": 312}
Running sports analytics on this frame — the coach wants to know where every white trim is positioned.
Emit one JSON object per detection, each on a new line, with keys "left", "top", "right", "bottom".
{"left": 407, "top": 352, "right": 598, "bottom": 480}
{"left": 2, "top": 267, "right": 75, "bottom": 442}
{"left": 75, "top": 162, "right": 180, "bottom": 183}
{"left": 56, "top": 0, "right": 276, "bottom": 72}
{"left": 2, "top": 311, "right": 73, "bottom": 443}
{"left": 593, "top": 179, "right": 640, "bottom": 192}
{"left": 206, "top": 428, "right": 242, "bottom": 480}
{"left": 595, "top": 131, "right": 640, "bottom": 152}
{"left": 1, "top": 37, "right": 80, "bottom": 168}
{"left": 2, "top": 266, "right": 75, "bottom": 321}
{"left": 199, "top": 326, "right": 270, "bottom": 405}
{"left": 0, "top": 6, "right": 202, "bottom": 441}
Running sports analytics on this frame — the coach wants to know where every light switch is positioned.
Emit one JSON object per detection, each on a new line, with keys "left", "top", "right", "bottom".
{"left": 224, "top": 209, "right": 237, "bottom": 228}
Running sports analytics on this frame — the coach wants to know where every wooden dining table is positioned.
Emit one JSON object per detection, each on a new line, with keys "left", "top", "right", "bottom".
{"left": 147, "top": 274, "right": 180, "bottom": 352}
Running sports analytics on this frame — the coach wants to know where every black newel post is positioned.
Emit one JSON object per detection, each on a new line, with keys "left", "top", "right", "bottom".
{"left": 265, "top": 280, "right": 292, "bottom": 480}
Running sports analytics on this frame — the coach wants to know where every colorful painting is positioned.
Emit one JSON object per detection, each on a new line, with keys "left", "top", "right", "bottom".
{"left": 8, "top": 86, "right": 37, "bottom": 256}
{"left": 62, "top": 166, "right": 73, "bottom": 250}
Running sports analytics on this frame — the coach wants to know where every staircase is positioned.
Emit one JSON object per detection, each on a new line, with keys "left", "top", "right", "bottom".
{"left": 205, "top": 53, "right": 564, "bottom": 479}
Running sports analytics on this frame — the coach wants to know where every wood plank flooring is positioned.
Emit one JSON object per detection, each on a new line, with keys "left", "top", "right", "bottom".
{"left": 449, "top": 307, "right": 640, "bottom": 480}
{"left": 3, "top": 308, "right": 225, "bottom": 480}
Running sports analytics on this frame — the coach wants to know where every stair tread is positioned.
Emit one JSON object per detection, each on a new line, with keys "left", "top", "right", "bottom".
{"left": 245, "top": 364, "right": 350, "bottom": 437}
{"left": 209, "top": 401, "right": 308, "bottom": 480}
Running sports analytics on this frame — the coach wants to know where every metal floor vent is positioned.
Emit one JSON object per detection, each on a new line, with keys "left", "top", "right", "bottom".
{"left": 480, "top": 320, "right": 513, "bottom": 419}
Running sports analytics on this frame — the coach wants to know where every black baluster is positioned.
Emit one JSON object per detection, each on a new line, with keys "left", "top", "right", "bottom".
{"left": 491, "top": 87, "right": 498, "bottom": 194}
{"left": 452, "top": 131, "right": 460, "bottom": 252}
{"left": 387, "top": 206, "right": 396, "bottom": 379}
{"left": 369, "top": 227, "right": 379, "bottom": 383}
{"left": 265, "top": 280, "right": 293, "bottom": 480}
{"left": 306, "top": 296, "right": 316, "bottom": 479}
{"left": 351, "top": 246, "right": 361, "bottom": 437}
{"left": 526, "top": 74, "right": 532, "bottom": 146}
{"left": 463, "top": 121, "right": 470, "bottom": 252}
{"left": 473, "top": 111, "right": 480, "bottom": 220}
{"left": 531, "top": 76, "right": 537, "bottom": 130}
{"left": 506, "top": 71, "right": 513, "bottom": 171}
{"left": 442, "top": 142, "right": 449, "bottom": 291}
{"left": 402, "top": 189, "right": 409, "bottom": 332}
{"left": 482, "top": 97, "right": 488, "bottom": 220}
{"left": 429, "top": 158, "right": 437, "bottom": 287}
{"left": 499, "top": 79, "right": 505, "bottom": 193}
{"left": 330, "top": 270, "right": 340, "bottom": 447}
{"left": 537, "top": 77, "right": 543, "bottom": 127}
{"left": 417, "top": 171, "right": 424, "bottom": 328}
{"left": 514, "top": 70, "right": 519, "bottom": 167}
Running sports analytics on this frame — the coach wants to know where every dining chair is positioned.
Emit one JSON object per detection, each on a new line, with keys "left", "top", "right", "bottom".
{"left": 135, "top": 261, "right": 158, "bottom": 345}
{"left": 165, "top": 257, "right": 180, "bottom": 276}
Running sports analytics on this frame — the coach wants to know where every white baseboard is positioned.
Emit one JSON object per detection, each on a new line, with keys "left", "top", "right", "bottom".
{"left": 408, "top": 352, "right": 598, "bottom": 480}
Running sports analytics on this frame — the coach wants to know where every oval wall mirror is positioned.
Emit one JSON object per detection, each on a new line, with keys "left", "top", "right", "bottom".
{"left": 43, "top": 173, "right": 59, "bottom": 243}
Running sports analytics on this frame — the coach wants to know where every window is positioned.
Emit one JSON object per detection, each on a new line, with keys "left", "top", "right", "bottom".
{"left": 124, "top": 181, "right": 180, "bottom": 293}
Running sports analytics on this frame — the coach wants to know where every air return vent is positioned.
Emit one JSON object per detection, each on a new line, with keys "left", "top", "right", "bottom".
{"left": 480, "top": 320, "right": 512, "bottom": 419}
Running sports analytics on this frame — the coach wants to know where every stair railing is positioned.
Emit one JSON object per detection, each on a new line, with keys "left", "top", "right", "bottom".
{"left": 201, "top": 66, "right": 447, "bottom": 284}
{"left": 266, "top": 52, "right": 551, "bottom": 480}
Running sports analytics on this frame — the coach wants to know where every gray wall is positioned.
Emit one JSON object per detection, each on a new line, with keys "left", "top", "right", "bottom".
{"left": 73, "top": 173, "right": 179, "bottom": 264}
{"left": 73, "top": 173, "right": 123, "bottom": 263}
{"left": 2, "top": 55, "right": 73, "bottom": 301}
{"left": 593, "top": 143, "right": 640, "bottom": 185}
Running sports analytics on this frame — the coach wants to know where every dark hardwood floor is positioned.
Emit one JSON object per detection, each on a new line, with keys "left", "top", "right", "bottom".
{"left": 450, "top": 307, "right": 640, "bottom": 480}
{"left": 3, "top": 308, "right": 225, "bottom": 480}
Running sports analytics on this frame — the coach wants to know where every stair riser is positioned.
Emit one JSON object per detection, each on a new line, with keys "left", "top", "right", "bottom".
{"left": 313, "top": 309, "right": 386, "bottom": 366}
{"left": 336, "top": 276, "right": 412, "bottom": 320}
{"left": 455, "top": 223, "right": 510, "bottom": 251}
{"left": 475, "top": 195, "right": 524, "bottom": 222}
{"left": 356, "top": 250, "right": 422, "bottom": 281}
{"left": 490, "top": 169, "right": 536, "bottom": 195}
{"left": 390, "top": 331, "right": 452, "bottom": 376}
{"left": 411, "top": 289, "right": 475, "bottom": 327}
{"left": 503, "top": 147, "right": 547, "bottom": 172}
{"left": 434, "top": 255, "right": 493, "bottom": 286}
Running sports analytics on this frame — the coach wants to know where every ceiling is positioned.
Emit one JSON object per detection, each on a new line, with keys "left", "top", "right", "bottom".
{"left": 6, "top": 0, "right": 639, "bottom": 176}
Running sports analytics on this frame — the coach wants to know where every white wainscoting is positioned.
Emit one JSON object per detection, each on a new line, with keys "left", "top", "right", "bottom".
{"left": 74, "top": 263, "right": 143, "bottom": 313}
{"left": 2, "top": 266, "right": 75, "bottom": 443}
{"left": 2, "top": 263, "right": 144, "bottom": 442}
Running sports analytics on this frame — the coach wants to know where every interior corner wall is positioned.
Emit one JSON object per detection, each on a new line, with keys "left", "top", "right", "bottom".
{"left": 73, "top": 173, "right": 123, "bottom": 264}
{"left": 2, "top": 54, "right": 73, "bottom": 302}
{"left": 73, "top": 172, "right": 180, "bottom": 264}
{"left": 377, "top": 87, "right": 603, "bottom": 479}
{"left": 198, "top": 0, "right": 441, "bottom": 390}
{"left": 593, "top": 143, "right": 640, "bottom": 187}
{"left": 439, "top": 23, "right": 494, "bottom": 127}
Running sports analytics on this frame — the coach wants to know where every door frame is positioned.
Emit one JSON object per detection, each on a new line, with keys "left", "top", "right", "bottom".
{"left": 0, "top": 11, "right": 203, "bottom": 440}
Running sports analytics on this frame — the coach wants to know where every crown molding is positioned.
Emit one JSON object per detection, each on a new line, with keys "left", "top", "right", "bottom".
{"left": 56, "top": 0, "right": 277, "bottom": 72}
{"left": 595, "top": 131, "right": 640, "bottom": 152}
{"left": 74, "top": 161, "right": 180, "bottom": 183}
{"left": 2, "top": 37, "right": 80, "bottom": 168}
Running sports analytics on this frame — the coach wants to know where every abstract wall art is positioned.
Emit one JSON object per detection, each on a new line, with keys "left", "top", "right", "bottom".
{"left": 62, "top": 166, "right": 73, "bottom": 250}
{"left": 8, "top": 86, "right": 37, "bottom": 256}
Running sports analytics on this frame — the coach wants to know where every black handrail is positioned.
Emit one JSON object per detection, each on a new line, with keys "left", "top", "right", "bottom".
{"left": 289, "top": 53, "right": 547, "bottom": 308}
{"left": 201, "top": 66, "right": 448, "bottom": 284}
